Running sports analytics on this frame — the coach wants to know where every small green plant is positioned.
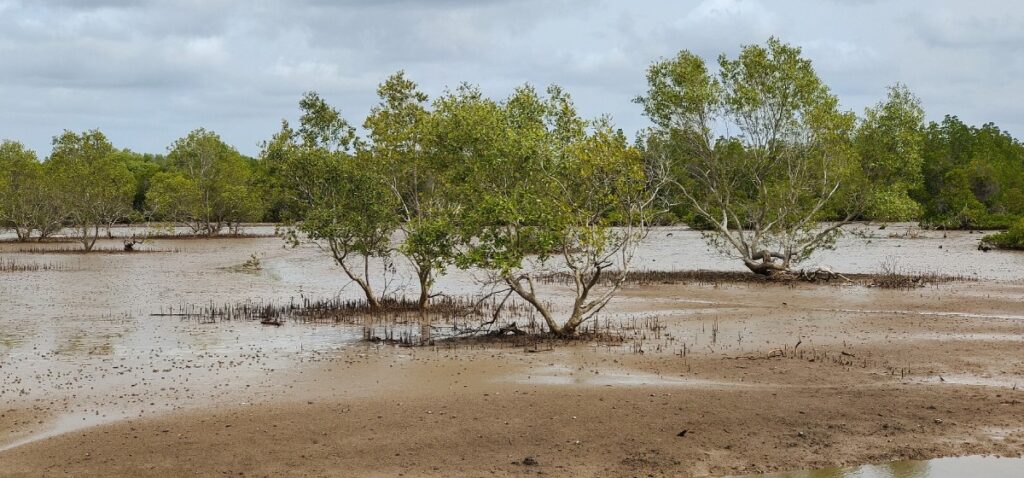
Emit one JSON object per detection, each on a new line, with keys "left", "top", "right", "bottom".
{"left": 982, "top": 218, "right": 1024, "bottom": 250}
{"left": 242, "top": 252, "right": 263, "bottom": 271}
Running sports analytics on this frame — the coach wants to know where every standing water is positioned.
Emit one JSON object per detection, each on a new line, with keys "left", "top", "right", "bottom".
{"left": 741, "top": 456, "right": 1024, "bottom": 477}
{"left": 1, "top": 223, "right": 1022, "bottom": 451}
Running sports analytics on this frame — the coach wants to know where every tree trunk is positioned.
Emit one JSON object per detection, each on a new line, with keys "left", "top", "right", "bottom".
{"left": 743, "top": 250, "right": 790, "bottom": 276}
{"left": 743, "top": 260, "right": 773, "bottom": 275}
{"left": 358, "top": 280, "right": 381, "bottom": 310}
{"left": 416, "top": 266, "right": 431, "bottom": 310}
{"left": 81, "top": 225, "right": 99, "bottom": 252}
{"left": 14, "top": 227, "right": 31, "bottom": 242}
{"left": 558, "top": 305, "right": 594, "bottom": 337}
{"left": 505, "top": 276, "right": 563, "bottom": 336}
{"left": 335, "top": 257, "right": 381, "bottom": 310}
{"left": 328, "top": 243, "right": 383, "bottom": 311}
{"left": 37, "top": 222, "right": 57, "bottom": 241}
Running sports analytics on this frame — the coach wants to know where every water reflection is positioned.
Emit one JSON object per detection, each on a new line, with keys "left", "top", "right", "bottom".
{"left": 751, "top": 456, "right": 1024, "bottom": 478}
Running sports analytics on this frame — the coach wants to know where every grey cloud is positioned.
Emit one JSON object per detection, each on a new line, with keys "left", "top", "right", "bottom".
{"left": 0, "top": 0, "right": 1022, "bottom": 157}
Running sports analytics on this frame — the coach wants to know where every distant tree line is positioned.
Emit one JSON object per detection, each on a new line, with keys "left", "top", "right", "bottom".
{"left": 0, "top": 129, "right": 265, "bottom": 249}
{"left": 2, "top": 46, "right": 1021, "bottom": 245}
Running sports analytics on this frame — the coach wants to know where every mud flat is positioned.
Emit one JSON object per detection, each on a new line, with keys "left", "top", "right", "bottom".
{"left": 0, "top": 226, "right": 1022, "bottom": 476}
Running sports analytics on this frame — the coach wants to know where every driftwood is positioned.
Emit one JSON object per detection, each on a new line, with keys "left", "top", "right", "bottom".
{"left": 123, "top": 234, "right": 147, "bottom": 252}
{"left": 490, "top": 322, "right": 527, "bottom": 336}
{"left": 800, "top": 266, "right": 850, "bottom": 282}
{"left": 779, "top": 266, "right": 852, "bottom": 283}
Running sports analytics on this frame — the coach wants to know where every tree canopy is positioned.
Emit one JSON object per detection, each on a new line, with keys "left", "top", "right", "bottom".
{"left": 1, "top": 37, "right": 1023, "bottom": 286}
{"left": 48, "top": 130, "right": 135, "bottom": 251}
{"left": 638, "top": 38, "right": 858, "bottom": 275}
{"left": 453, "top": 85, "right": 657, "bottom": 335}
{"left": 0, "top": 140, "right": 53, "bottom": 241}
{"left": 854, "top": 84, "right": 926, "bottom": 222}
{"left": 915, "top": 116, "right": 1024, "bottom": 228}
{"left": 148, "top": 128, "right": 263, "bottom": 235}
{"left": 268, "top": 92, "right": 400, "bottom": 309}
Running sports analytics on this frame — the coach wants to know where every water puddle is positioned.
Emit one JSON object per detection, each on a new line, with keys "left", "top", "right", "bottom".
{"left": 0, "top": 411, "right": 133, "bottom": 453}
{"left": 509, "top": 364, "right": 751, "bottom": 388}
{"left": 739, "top": 455, "right": 1024, "bottom": 477}
{"left": 907, "top": 332, "right": 1024, "bottom": 342}
{"left": 627, "top": 297, "right": 1024, "bottom": 323}
{"left": 917, "top": 374, "right": 1022, "bottom": 389}
{"left": 818, "top": 308, "right": 1024, "bottom": 322}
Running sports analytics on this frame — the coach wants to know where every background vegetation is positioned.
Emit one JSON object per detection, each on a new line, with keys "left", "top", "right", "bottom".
{"left": 3, "top": 38, "right": 1023, "bottom": 334}
{"left": 1, "top": 39, "right": 1022, "bottom": 311}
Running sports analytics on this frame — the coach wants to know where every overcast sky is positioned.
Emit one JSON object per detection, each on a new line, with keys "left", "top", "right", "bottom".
{"left": 1, "top": 0, "right": 1022, "bottom": 157}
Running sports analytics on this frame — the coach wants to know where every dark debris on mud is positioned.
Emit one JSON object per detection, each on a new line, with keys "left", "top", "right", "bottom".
{"left": 538, "top": 269, "right": 973, "bottom": 290}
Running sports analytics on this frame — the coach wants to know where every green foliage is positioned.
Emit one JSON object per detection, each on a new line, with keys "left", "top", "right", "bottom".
{"left": 854, "top": 84, "right": 926, "bottom": 221}
{"left": 270, "top": 92, "right": 399, "bottom": 308}
{"left": 982, "top": 218, "right": 1024, "bottom": 250}
{"left": 256, "top": 121, "right": 302, "bottom": 223}
{"left": 3, "top": 135, "right": 205, "bottom": 243}
{"left": 146, "top": 172, "right": 202, "bottom": 223}
{"left": 454, "top": 84, "right": 654, "bottom": 335}
{"left": 283, "top": 149, "right": 398, "bottom": 260}
{"left": 364, "top": 72, "right": 458, "bottom": 306}
{"left": 0, "top": 140, "right": 56, "bottom": 241}
{"left": 110, "top": 149, "right": 167, "bottom": 212}
{"left": 453, "top": 85, "right": 570, "bottom": 273}
{"left": 866, "top": 186, "right": 923, "bottom": 223}
{"left": 298, "top": 92, "right": 358, "bottom": 152}
{"left": 48, "top": 130, "right": 135, "bottom": 250}
{"left": 156, "top": 128, "right": 264, "bottom": 234}
{"left": 638, "top": 38, "right": 858, "bottom": 274}
{"left": 916, "top": 116, "right": 1024, "bottom": 228}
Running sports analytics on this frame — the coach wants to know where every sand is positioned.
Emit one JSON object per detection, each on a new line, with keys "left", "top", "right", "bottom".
{"left": 2, "top": 277, "right": 1023, "bottom": 477}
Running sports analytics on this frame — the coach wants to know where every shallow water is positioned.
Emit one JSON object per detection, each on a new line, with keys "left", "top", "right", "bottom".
{"left": 1, "top": 223, "right": 1022, "bottom": 450}
{"left": 633, "top": 223, "right": 1024, "bottom": 281}
{"left": 743, "top": 455, "right": 1024, "bottom": 478}
{"left": 510, "top": 363, "right": 754, "bottom": 388}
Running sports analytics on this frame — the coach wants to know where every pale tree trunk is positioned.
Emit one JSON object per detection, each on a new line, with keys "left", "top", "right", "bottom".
{"left": 560, "top": 268, "right": 605, "bottom": 335}
{"left": 415, "top": 265, "right": 432, "bottom": 344}
{"left": 329, "top": 243, "right": 382, "bottom": 310}
{"left": 81, "top": 224, "right": 99, "bottom": 252}
{"left": 14, "top": 226, "right": 32, "bottom": 242}
{"left": 500, "top": 226, "right": 644, "bottom": 338}
{"left": 402, "top": 255, "right": 435, "bottom": 342}
{"left": 204, "top": 222, "right": 223, "bottom": 237}
{"left": 742, "top": 250, "right": 792, "bottom": 276}
{"left": 505, "top": 275, "right": 562, "bottom": 335}
{"left": 416, "top": 265, "right": 432, "bottom": 310}
{"left": 352, "top": 274, "right": 381, "bottom": 310}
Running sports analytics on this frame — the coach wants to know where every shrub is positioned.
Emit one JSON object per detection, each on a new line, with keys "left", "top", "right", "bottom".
{"left": 982, "top": 218, "right": 1024, "bottom": 250}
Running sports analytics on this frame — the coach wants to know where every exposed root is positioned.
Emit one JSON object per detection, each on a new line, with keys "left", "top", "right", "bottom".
{"left": 0, "top": 258, "right": 70, "bottom": 272}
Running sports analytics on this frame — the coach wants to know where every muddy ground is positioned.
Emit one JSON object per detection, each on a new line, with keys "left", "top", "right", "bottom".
{"left": 2, "top": 275, "right": 1022, "bottom": 477}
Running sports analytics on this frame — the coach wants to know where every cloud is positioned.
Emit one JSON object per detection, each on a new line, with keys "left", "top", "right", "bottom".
{"left": 911, "top": 8, "right": 1024, "bottom": 48}
{"left": 0, "top": 0, "right": 1021, "bottom": 157}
